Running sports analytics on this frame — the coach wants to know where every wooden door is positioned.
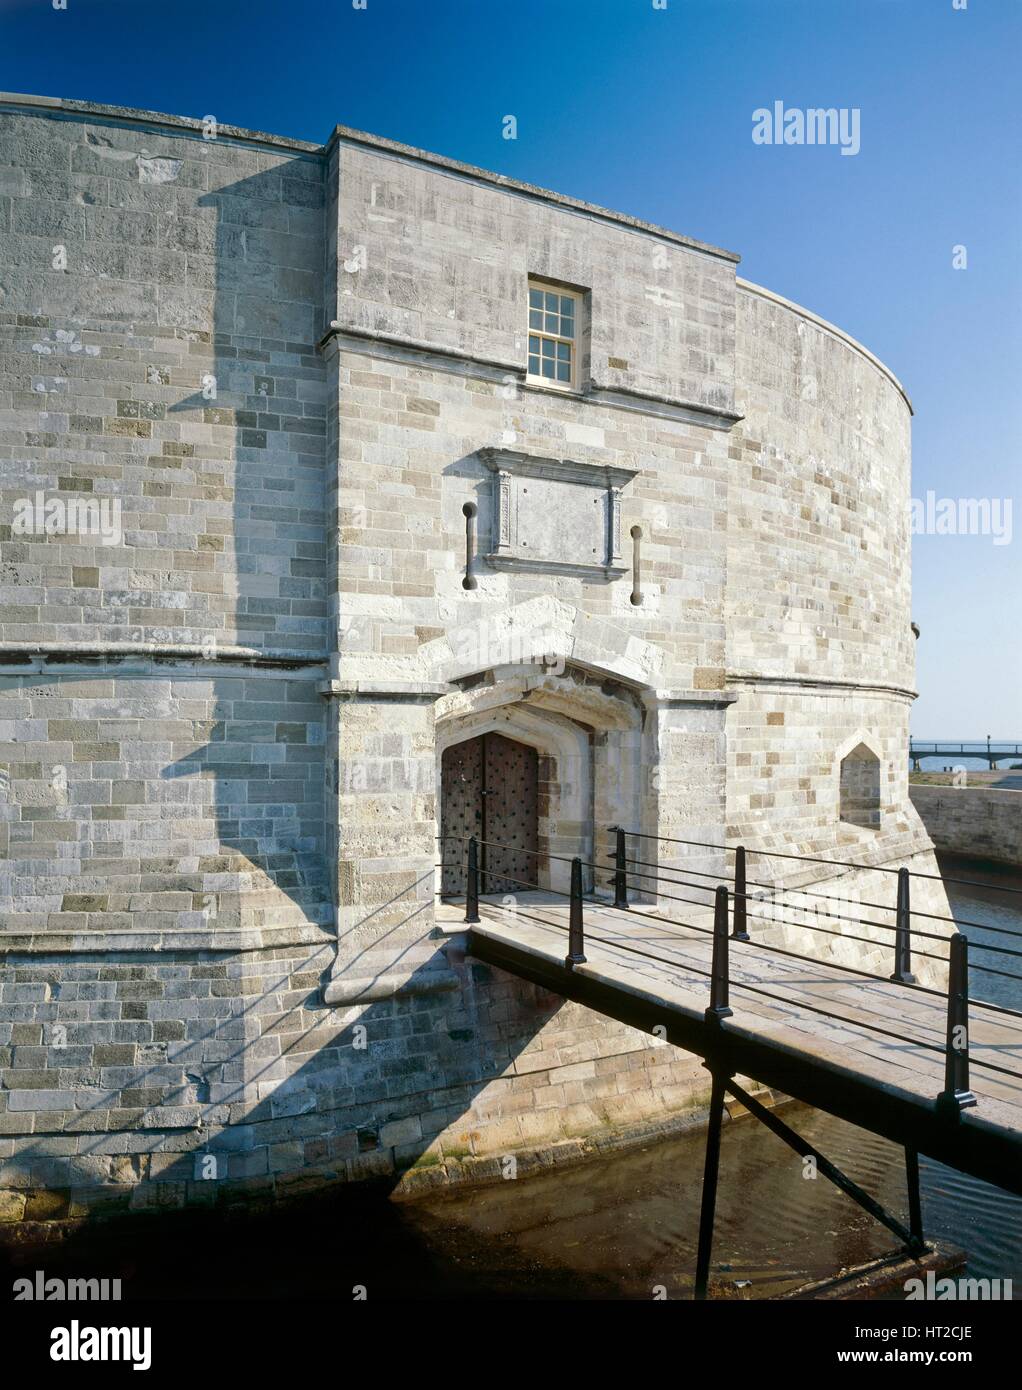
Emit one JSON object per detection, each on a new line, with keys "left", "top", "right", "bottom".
{"left": 440, "top": 733, "right": 539, "bottom": 898}
{"left": 440, "top": 735, "right": 484, "bottom": 898}
{"left": 482, "top": 732, "right": 539, "bottom": 894}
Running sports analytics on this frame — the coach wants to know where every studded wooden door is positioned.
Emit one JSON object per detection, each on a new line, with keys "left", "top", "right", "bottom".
{"left": 482, "top": 732, "right": 539, "bottom": 894}
{"left": 440, "top": 733, "right": 538, "bottom": 898}
{"left": 440, "top": 735, "right": 484, "bottom": 898}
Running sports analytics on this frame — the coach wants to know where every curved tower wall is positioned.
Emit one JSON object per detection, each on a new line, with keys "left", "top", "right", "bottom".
{"left": 727, "top": 281, "right": 949, "bottom": 977}
{"left": 0, "top": 102, "right": 341, "bottom": 1227}
{"left": 0, "top": 98, "right": 947, "bottom": 1227}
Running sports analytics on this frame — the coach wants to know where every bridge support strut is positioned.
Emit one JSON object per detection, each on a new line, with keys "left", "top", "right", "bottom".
{"left": 693, "top": 1075, "right": 927, "bottom": 1298}
{"left": 905, "top": 1146, "right": 925, "bottom": 1253}
{"left": 694, "top": 1066, "right": 731, "bottom": 1300}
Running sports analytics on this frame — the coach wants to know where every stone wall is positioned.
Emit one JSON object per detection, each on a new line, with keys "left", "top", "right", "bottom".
{"left": 0, "top": 98, "right": 739, "bottom": 1229}
{"left": 910, "top": 785, "right": 1022, "bottom": 868}
{"left": 0, "top": 100, "right": 332, "bottom": 951}
{"left": 0, "top": 99, "right": 345, "bottom": 1228}
{"left": 0, "top": 96, "right": 948, "bottom": 1229}
{"left": 730, "top": 280, "right": 914, "bottom": 693}
{"left": 0, "top": 936, "right": 714, "bottom": 1225}
{"left": 328, "top": 130, "right": 738, "bottom": 418}
{"left": 727, "top": 279, "right": 920, "bottom": 854}
{"left": 723, "top": 279, "right": 951, "bottom": 977}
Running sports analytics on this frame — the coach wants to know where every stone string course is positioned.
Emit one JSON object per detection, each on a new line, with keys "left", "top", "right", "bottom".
{"left": 0, "top": 97, "right": 949, "bottom": 1230}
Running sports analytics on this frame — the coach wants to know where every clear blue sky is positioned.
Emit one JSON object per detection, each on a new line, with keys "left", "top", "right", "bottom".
{"left": 2, "top": 0, "right": 1018, "bottom": 736}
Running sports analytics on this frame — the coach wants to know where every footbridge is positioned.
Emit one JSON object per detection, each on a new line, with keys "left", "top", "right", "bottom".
{"left": 440, "top": 830, "right": 1022, "bottom": 1298}
{"left": 910, "top": 738, "right": 1022, "bottom": 769}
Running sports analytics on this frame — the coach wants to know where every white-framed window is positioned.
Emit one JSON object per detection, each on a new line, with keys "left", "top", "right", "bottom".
{"left": 527, "top": 281, "right": 581, "bottom": 390}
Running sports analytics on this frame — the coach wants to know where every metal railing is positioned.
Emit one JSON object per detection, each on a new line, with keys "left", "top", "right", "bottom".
{"left": 910, "top": 739, "right": 1022, "bottom": 755}
{"left": 438, "top": 825, "right": 1022, "bottom": 1117}
{"left": 909, "top": 738, "right": 1022, "bottom": 768}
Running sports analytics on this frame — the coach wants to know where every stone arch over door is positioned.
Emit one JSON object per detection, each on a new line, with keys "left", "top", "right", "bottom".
{"left": 434, "top": 663, "right": 647, "bottom": 899}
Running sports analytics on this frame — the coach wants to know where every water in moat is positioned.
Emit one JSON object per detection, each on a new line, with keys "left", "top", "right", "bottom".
{"left": 390, "top": 852, "right": 1022, "bottom": 1300}
{"left": 4, "top": 855, "right": 1020, "bottom": 1301}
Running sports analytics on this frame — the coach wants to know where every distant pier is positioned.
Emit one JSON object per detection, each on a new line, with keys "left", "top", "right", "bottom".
{"left": 909, "top": 739, "right": 1022, "bottom": 771}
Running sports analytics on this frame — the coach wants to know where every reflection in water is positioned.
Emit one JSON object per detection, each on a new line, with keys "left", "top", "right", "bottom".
{"left": 395, "top": 854, "right": 1022, "bottom": 1299}
{"left": 400, "top": 1100, "right": 1022, "bottom": 1299}
{"left": 4, "top": 858, "right": 1019, "bottom": 1300}
{"left": 401, "top": 1107, "right": 908, "bottom": 1299}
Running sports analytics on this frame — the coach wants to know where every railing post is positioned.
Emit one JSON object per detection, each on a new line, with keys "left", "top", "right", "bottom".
{"left": 936, "top": 933, "right": 977, "bottom": 1116}
{"left": 612, "top": 825, "right": 629, "bottom": 909}
{"left": 565, "top": 856, "right": 586, "bottom": 969}
{"left": 731, "top": 845, "right": 749, "bottom": 942}
{"left": 890, "top": 866, "right": 916, "bottom": 984}
{"left": 705, "top": 884, "right": 733, "bottom": 1022}
{"left": 464, "top": 836, "right": 480, "bottom": 924}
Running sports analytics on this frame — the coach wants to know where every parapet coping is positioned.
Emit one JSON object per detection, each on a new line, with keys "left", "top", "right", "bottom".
{"left": 0, "top": 91, "right": 324, "bottom": 156}
{"left": 736, "top": 277, "right": 913, "bottom": 415}
{"left": 0, "top": 92, "right": 740, "bottom": 265}
{"left": 326, "top": 124, "right": 741, "bottom": 266}
{"left": 0, "top": 94, "right": 909, "bottom": 410}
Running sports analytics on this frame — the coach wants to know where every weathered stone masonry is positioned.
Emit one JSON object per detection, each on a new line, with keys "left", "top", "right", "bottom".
{"left": 0, "top": 95, "right": 948, "bottom": 1227}
{"left": 910, "top": 784, "right": 1022, "bottom": 869}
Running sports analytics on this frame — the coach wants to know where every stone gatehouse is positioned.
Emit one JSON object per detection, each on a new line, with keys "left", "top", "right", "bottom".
{"left": 0, "top": 94, "right": 948, "bottom": 1225}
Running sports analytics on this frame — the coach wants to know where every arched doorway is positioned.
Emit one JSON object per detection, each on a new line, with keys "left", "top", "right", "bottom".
{"left": 441, "top": 732, "right": 539, "bottom": 898}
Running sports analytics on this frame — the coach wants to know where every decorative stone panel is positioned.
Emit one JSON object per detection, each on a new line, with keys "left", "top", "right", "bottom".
{"left": 478, "top": 447, "right": 637, "bottom": 579}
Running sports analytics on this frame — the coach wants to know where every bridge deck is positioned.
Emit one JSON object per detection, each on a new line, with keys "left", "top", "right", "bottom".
{"left": 458, "top": 895, "right": 1022, "bottom": 1196}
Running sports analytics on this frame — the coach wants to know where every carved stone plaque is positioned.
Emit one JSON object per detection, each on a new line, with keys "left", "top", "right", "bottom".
{"left": 478, "top": 447, "right": 637, "bottom": 579}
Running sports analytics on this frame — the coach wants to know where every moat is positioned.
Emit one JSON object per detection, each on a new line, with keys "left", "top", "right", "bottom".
{"left": 5, "top": 854, "right": 1019, "bottom": 1302}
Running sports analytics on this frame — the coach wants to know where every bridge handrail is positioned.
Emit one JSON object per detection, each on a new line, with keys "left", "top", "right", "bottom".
{"left": 910, "top": 740, "right": 1022, "bottom": 748}
{"left": 618, "top": 859, "right": 1022, "bottom": 956}
{"left": 442, "top": 834, "right": 1020, "bottom": 1114}
{"left": 618, "top": 850, "right": 1022, "bottom": 936}
{"left": 617, "top": 828, "right": 1022, "bottom": 897}
{"left": 438, "top": 831, "right": 1022, "bottom": 992}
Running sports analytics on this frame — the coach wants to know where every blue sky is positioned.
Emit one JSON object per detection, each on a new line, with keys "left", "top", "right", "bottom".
{"left": 1, "top": 0, "right": 1018, "bottom": 735}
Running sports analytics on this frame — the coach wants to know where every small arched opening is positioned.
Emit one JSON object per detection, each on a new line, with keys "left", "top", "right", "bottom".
{"left": 839, "top": 742, "right": 881, "bottom": 829}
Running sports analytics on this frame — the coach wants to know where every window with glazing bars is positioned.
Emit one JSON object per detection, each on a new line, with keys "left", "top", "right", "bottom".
{"left": 527, "top": 283, "right": 579, "bottom": 388}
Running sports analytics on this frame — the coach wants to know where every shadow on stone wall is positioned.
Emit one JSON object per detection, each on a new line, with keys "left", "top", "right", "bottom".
{"left": 0, "top": 137, "right": 690, "bottom": 1228}
{"left": 156, "top": 155, "right": 333, "bottom": 931}
{"left": 0, "top": 931, "right": 571, "bottom": 1224}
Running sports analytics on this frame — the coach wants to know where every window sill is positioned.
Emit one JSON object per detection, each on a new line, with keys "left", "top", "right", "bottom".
{"left": 520, "top": 376, "right": 743, "bottom": 430}
{"left": 522, "top": 379, "right": 584, "bottom": 400}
